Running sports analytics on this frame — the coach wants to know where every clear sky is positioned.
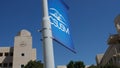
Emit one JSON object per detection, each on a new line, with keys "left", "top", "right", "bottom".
{"left": 0, "top": 0, "right": 120, "bottom": 67}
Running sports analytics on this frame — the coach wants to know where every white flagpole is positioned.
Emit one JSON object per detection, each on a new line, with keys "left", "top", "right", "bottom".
{"left": 42, "top": 0, "right": 55, "bottom": 68}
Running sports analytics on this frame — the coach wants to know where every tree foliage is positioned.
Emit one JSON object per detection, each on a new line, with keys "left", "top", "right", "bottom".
{"left": 101, "top": 64, "right": 120, "bottom": 68}
{"left": 24, "top": 60, "right": 43, "bottom": 68}
{"left": 67, "top": 61, "right": 85, "bottom": 68}
{"left": 67, "top": 61, "right": 74, "bottom": 68}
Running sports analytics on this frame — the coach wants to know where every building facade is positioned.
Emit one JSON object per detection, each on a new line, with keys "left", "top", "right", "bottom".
{"left": 0, "top": 47, "right": 13, "bottom": 68}
{"left": 96, "top": 54, "right": 104, "bottom": 66}
{"left": 0, "top": 29, "right": 36, "bottom": 68}
{"left": 57, "top": 65, "right": 67, "bottom": 68}
{"left": 96, "top": 15, "right": 120, "bottom": 67}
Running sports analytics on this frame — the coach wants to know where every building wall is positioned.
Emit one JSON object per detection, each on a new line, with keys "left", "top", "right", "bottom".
{"left": 13, "top": 30, "right": 36, "bottom": 68}
{"left": 100, "top": 45, "right": 115, "bottom": 65}
{"left": 31, "top": 49, "right": 36, "bottom": 61}
{"left": 101, "top": 44, "right": 120, "bottom": 65}
{"left": 85, "top": 65, "right": 90, "bottom": 68}
{"left": 96, "top": 54, "right": 104, "bottom": 65}
{"left": 57, "top": 65, "right": 67, "bottom": 68}
{"left": 96, "top": 35, "right": 120, "bottom": 67}
{"left": 0, "top": 29, "right": 36, "bottom": 68}
{"left": 0, "top": 47, "right": 13, "bottom": 68}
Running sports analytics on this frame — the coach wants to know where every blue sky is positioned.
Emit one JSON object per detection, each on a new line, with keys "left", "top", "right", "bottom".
{"left": 0, "top": 0, "right": 120, "bottom": 66}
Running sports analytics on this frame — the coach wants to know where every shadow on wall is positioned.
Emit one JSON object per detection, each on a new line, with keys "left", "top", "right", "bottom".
{"left": 2, "top": 47, "right": 13, "bottom": 68}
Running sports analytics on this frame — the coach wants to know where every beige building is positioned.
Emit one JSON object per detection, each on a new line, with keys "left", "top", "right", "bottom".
{"left": 57, "top": 65, "right": 67, "bottom": 68}
{"left": 96, "top": 34, "right": 120, "bottom": 67}
{"left": 0, "top": 29, "right": 36, "bottom": 68}
{"left": 85, "top": 65, "right": 90, "bottom": 68}
{"left": 96, "top": 54, "right": 104, "bottom": 66}
{"left": 100, "top": 34, "right": 120, "bottom": 66}
{"left": 96, "top": 15, "right": 120, "bottom": 67}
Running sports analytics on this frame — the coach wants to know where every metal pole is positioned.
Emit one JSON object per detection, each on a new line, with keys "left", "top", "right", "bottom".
{"left": 42, "top": 0, "right": 55, "bottom": 68}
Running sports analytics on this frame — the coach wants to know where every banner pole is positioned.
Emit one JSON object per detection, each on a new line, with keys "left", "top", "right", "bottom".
{"left": 42, "top": 0, "right": 55, "bottom": 68}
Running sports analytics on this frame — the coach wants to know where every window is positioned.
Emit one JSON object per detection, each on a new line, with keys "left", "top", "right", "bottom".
{"left": 21, "top": 53, "right": 25, "bottom": 56}
{"left": 0, "top": 63, "right": 2, "bottom": 67}
{"left": 0, "top": 53, "right": 3, "bottom": 57}
{"left": 3, "top": 63, "right": 7, "bottom": 67}
{"left": 9, "top": 62, "right": 12, "bottom": 67}
{"left": 5, "top": 52, "right": 9, "bottom": 56}
{"left": 10, "top": 52, "right": 13, "bottom": 56}
{"left": 21, "top": 64, "right": 24, "bottom": 68}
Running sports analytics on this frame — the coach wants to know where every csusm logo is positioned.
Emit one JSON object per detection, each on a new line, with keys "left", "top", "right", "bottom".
{"left": 49, "top": 8, "right": 70, "bottom": 34}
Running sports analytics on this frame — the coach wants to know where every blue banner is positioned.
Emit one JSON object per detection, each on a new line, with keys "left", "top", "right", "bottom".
{"left": 48, "top": 0, "right": 75, "bottom": 52}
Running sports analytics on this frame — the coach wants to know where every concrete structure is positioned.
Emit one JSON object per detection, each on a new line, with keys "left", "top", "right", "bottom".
{"left": 96, "top": 54, "right": 104, "bottom": 66}
{"left": 0, "top": 47, "right": 13, "bottom": 68}
{"left": 57, "top": 65, "right": 67, "bottom": 68}
{"left": 0, "top": 29, "right": 36, "bottom": 68}
{"left": 114, "top": 14, "right": 120, "bottom": 34}
{"left": 96, "top": 15, "right": 120, "bottom": 67}
{"left": 85, "top": 65, "right": 90, "bottom": 68}
{"left": 100, "top": 34, "right": 120, "bottom": 66}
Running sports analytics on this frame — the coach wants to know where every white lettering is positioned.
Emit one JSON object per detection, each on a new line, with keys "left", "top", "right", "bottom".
{"left": 49, "top": 8, "right": 70, "bottom": 35}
